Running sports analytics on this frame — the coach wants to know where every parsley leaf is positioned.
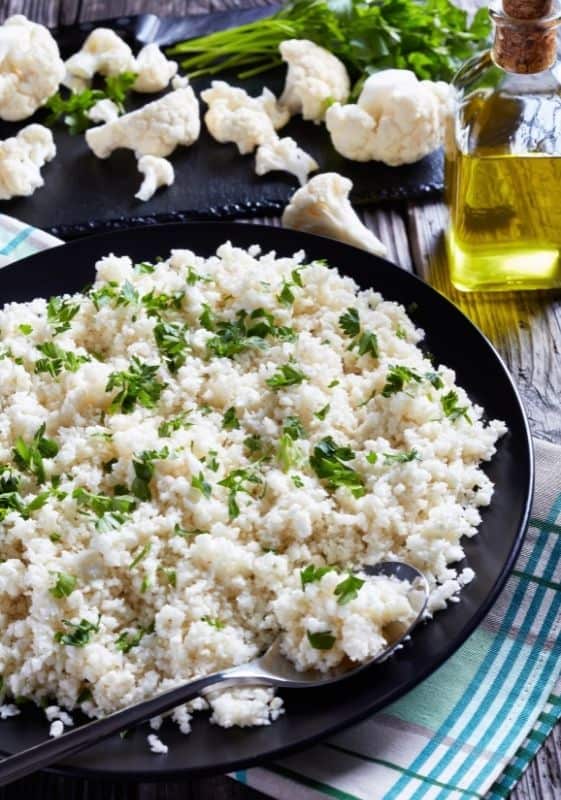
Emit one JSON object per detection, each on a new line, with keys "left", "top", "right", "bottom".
{"left": 18, "top": 323, "right": 33, "bottom": 335}
{"left": 382, "top": 365, "right": 422, "bottom": 397}
{"left": 54, "top": 616, "right": 100, "bottom": 647}
{"left": 441, "top": 390, "right": 472, "bottom": 423}
{"left": 355, "top": 331, "right": 379, "bottom": 359}
{"left": 202, "top": 616, "right": 225, "bottom": 630}
{"left": 426, "top": 371, "right": 444, "bottom": 389}
{"left": 218, "top": 468, "right": 262, "bottom": 519}
{"left": 283, "top": 415, "right": 306, "bottom": 440}
{"left": 158, "top": 413, "right": 192, "bottom": 437}
{"left": 307, "top": 630, "right": 335, "bottom": 650}
{"left": 291, "top": 474, "right": 304, "bottom": 488}
{"left": 47, "top": 297, "right": 80, "bottom": 335}
{"left": 13, "top": 425, "right": 59, "bottom": 484}
{"left": 35, "top": 342, "right": 90, "bottom": 377}
{"left": 49, "top": 572, "right": 78, "bottom": 599}
{"left": 334, "top": 573, "right": 364, "bottom": 605}
{"left": 141, "top": 290, "right": 184, "bottom": 318}
{"left": 132, "top": 447, "right": 169, "bottom": 501}
{"left": 309, "top": 436, "right": 365, "bottom": 498}
{"left": 266, "top": 363, "right": 306, "bottom": 390}
{"left": 314, "top": 403, "right": 330, "bottom": 421}
{"left": 383, "top": 449, "right": 419, "bottom": 464}
{"left": 115, "top": 621, "right": 154, "bottom": 653}
{"left": 300, "top": 564, "right": 334, "bottom": 589}
{"left": 339, "top": 308, "right": 360, "bottom": 337}
{"left": 191, "top": 471, "right": 212, "bottom": 498}
{"left": 106, "top": 357, "right": 167, "bottom": 414}
{"left": 154, "top": 320, "right": 189, "bottom": 372}
{"left": 222, "top": 407, "right": 240, "bottom": 430}
{"left": 73, "top": 487, "right": 136, "bottom": 521}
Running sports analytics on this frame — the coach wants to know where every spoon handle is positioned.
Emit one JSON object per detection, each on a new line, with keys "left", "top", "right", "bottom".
{"left": 0, "top": 665, "right": 268, "bottom": 787}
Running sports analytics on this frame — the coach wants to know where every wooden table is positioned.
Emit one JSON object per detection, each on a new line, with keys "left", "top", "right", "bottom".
{"left": 1, "top": 1, "right": 560, "bottom": 798}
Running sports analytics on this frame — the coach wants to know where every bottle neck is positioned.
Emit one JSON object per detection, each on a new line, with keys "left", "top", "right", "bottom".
{"left": 491, "top": 1, "right": 561, "bottom": 73}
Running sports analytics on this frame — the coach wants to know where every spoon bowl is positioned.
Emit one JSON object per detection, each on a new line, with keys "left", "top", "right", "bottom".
{"left": 0, "top": 560, "right": 428, "bottom": 787}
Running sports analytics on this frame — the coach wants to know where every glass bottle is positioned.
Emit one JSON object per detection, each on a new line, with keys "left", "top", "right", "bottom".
{"left": 446, "top": 0, "right": 561, "bottom": 291}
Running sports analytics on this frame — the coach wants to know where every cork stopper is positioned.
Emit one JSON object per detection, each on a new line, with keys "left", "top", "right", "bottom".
{"left": 492, "top": 0, "right": 558, "bottom": 73}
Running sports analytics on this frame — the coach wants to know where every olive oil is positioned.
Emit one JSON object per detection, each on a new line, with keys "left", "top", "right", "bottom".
{"left": 448, "top": 152, "right": 561, "bottom": 291}
{"left": 446, "top": 0, "right": 561, "bottom": 292}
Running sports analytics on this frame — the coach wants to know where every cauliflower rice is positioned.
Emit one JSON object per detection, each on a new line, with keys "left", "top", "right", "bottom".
{"left": 0, "top": 243, "right": 505, "bottom": 734}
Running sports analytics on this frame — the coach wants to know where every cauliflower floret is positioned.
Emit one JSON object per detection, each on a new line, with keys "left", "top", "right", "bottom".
{"left": 279, "top": 39, "right": 350, "bottom": 124}
{"left": 255, "top": 137, "right": 318, "bottom": 186}
{"left": 87, "top": 98, "right": 120, "bottom": 125}
{"left": 133, "top": 44, "right": 178, "bottom": 93}
{"left": 326, "top": 69, "right": 452, "bottom": 166}
{"left": 0, "top": 124, "right": 56, "bottom": 200}
{"left": 281, "top": 172, "right": 386, "bottom": 257}
{"left": 0, "top": 15, "right": 65, "bottom": 122}
{"left": 85, "top": 86, "right": 200, "bottom": 159}
{"left": 135, "top": 155, "right": 174, "bottom": 201}
{"left": 64, "top": 28, "right": 136, "bottom": 85}
{"left": 201, "top": 81, "right": 289, "bottom": 155}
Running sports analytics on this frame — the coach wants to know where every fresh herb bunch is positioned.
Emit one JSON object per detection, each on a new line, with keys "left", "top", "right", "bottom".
{"left": 168, "top": 0, "right": 490, "bottom": 84}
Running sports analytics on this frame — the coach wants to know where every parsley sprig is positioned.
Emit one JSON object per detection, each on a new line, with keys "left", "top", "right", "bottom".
{"left": 47, "top": 297, "right": 80, "bottom": 335}
{"left": 309, "top": 436, "right": 365, "bottom": 498}
{"left": 106, "top": 357, "right": 167, "bottom": 414}
{"left": 154, "top": 321, "right": 189, "bottom": 373}
{"left": 45, "top": 72, "right": 137, "bottom": 135}
{"left": 35, "top": 343, "right": 90, "bottom": 377}
{"left": 266, "top": 362, "right": 307, "bottom": 390}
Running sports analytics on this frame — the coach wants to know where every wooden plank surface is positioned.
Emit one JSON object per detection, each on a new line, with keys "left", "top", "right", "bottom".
{"left": 0, "top": 1, "right": 559, "bottom": 798}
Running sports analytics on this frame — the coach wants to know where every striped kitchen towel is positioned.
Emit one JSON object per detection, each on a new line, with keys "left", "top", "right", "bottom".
{"left": 1, "top": 214, "right": 558, "bottom": 800}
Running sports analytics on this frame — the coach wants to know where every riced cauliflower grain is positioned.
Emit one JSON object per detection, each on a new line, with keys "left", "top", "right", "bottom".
{"left": 0, "top": 243, "right": 505, "bottom": 734}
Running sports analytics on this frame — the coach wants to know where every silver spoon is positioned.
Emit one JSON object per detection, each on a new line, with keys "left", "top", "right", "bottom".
{"left": 0, "top": 561, "right": 428, "bottom": 786}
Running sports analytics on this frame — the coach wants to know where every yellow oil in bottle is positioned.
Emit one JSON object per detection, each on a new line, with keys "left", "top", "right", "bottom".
{"left": 447, "top": 152, "right": 561, "bottom": 291}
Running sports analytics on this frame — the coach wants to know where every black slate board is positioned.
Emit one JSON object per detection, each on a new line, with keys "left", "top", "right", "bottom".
{"left": 0, "top": 8, "right": 444, "bottom": 239}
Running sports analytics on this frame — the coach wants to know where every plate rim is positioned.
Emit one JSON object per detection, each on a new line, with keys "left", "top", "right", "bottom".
{"left": 0, "top": 221, "right": 534, "bottom": 780}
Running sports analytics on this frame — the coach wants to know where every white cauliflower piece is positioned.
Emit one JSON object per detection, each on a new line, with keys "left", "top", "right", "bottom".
{"left": 0, "top": 15, "right": 65, "bottom": 122}
{"left": 87, "top": 98, "right": 119, "bottom": 125}
{"left": 281, "top": 172, "right": 386, "bottom": 257}
{"left": 135, "top": 155, "right": 174, "bottom": 201}
{"left": 0, "top": 124, "right": 56, "bottom": 200}
{"left": 64, "top": 28, "right": 136, "bottom": 85}
{"left": 279, "top": 39, "right": 350, "bottom": 124}
{"left": 201, "top": 81, "right": 289, "bottom": 155}
{"left": 133, "top": 44, "right": 178, "bottom": 93}
{"left": 255, "top": 137, "right": 318, "bottom": 186}
{"left": 85, "top": 86, "right": 200, "bottom": 159}
{"left": 326, "top": 69, "right": 452, "bottom": 166}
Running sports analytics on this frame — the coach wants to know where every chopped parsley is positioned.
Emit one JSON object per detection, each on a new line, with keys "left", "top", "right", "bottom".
{"left": 49, "top": 572, "right": 78, "bottom": 599}
{"left": 283, "top": 415, "right": 306, "bottom": 440}
{"left": 186, "top": 266, "right": 210, "bottom": 285}
{"left": 338, "top": 308, "right": 378, "bottom": 359}
{"left": 384, "top": 449, "right": 419, "bottom": 464}
{"left": 222, "top": 407, "right": 240, "bottom": 430}
{"left": 47, "top": 297, "right": 80, "bottom": 335}
{"left": 291, "top": 474, "right": 304, "bottom": 488}
{"left": 54, "top": 616, "right": 100, "bottom": 647}
{"left": 309, "top": 437, "right": 365, "bottom": 498}
{"left": 244, "top": 435, "right": 263, "bottom": 456}
{"left": 206, "top": 309, "right": 294, "bottom": 359}
{"left": 277, "top": 268, "right": 304, "bottom": 306}
{"left": 314, "top": 403, "right": 330, "bottom": 421}
{"left": 49, "top": 532, "right": 62, "bottom": 543}
{"left": 135, "top": 261, "right": 156, "bottom": 275}
{"left": 115, "top": 621, "right": 154, "bottom": 653}
{"left": 199, "top": 303, "right": 215, "bottom": 331}
{"left": 13, "top": 425, "right": 59, "bottom": 484}
{"left": 426, "top": 371, "right": 444, "bottom": 389}
{"left": 382, "top": 365, "right": 422, "bottom": 397}
{"left": 334, "top": 574, "right": 364, "bottom": 605}
{"left": 366, "top": 452, "right": 378, "bottom": 464}
{"left": 328, "top": 379, "right": 340, "bottom": 388}
{"left": 106, "top": 357, "right": 167, "bottom": 414}
{"left": 441, "top": 390, "right": 472, "bottom": 423}
{"left": 153, "top": 321, "right": 189, "bottom": 372}
{"left": 206, "top": 450, "right": 219, "bottom": 472}
{"left": 201, "top": 616, "right": 225, "bottom": 630}
{"left": 132, "top": 447, "right": 169, "bottom": 501}
{"left": 191, "top": 471, "right": 212, "bottom": 498}
{"left": 307, "top": 630, "right": 336, "bottom": 650}
{"left": 277, "top": 433, "right": 302, "bottom": 472}
{"left": 35, "top": 342, "right": 90, "bottom": 377}
{"left": 73, "top": 487, "right": 136, "bottom": 522}
{"left": 266, "top": 363, "right": 306, "bottom": 390}
{"left": 218, "top": 468, "right": 262, "bottom": 520}
{"left": 158, "top": 413, "right": 192, "bottom": 437}
{"left": 18, "top": 324, "right": 33, "bottom": 335}
{"left": 129, "top": 541, "right": 151, "bottom": 570}
{"left": 141, "top": 289, "right": 184, "bottom": 318}
{"left": 300, "top": 564, "right": 333, "bottom": 589}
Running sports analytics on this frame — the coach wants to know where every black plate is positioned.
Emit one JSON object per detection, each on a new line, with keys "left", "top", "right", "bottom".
{"left": 0, "top": 9, "right": 443, "bottom": 239}
{"left": 0, "top": 223, "right": 533, "bottom": 780}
